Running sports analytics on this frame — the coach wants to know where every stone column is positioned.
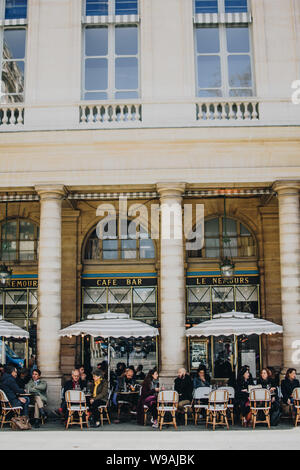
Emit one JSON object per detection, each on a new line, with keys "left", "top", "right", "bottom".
{"left": 35, "top": 184, "right": 65, "bottom": 409}
{"left": 273, "top": 181, "right": 300, "bottom": 373}
{"left": 157, "top": 183, "right": 186, "bottom": 386}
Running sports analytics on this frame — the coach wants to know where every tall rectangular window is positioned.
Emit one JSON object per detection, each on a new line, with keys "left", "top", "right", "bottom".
{"left": 85, "top": 0, "right": 138, "bottom": 16}
{"left": 195, "top": 0, "right": 248, "bottom": 13}
{"left": 83, "top": 24, "right": 139, "bottom": 100}
{"left": 196, "top": 24, "right": 253, "bottom": 97}
{"left": 0, "top": 2, "right": 27, "bottom": 103}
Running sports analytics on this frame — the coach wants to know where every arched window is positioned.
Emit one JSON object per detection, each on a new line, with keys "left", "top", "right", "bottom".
{"left": 188, "top": 216, "right": 256, "bottom": 259}
{"left": 84, "top": 220, "right": 155, "bottom": 261}
{"left": 0, "top": 219, "right": 39, "bottom": 262}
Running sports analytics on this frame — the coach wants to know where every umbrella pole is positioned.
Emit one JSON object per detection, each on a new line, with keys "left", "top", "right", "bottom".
{"left": 108, "top": 337, "right": 111, "bottom": 391}
{"left": 234, "top": 335, "right": 238, "bottom": 379}
{"left": 1, "top": 336, "right": 6, "bottom": 365}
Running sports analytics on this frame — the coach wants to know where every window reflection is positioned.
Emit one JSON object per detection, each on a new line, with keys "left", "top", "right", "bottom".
{"left": 1, "top": 29, "right": 26, "bottom": 102}
{"left": 85, "top": 0, "right": 138, "bottom": 16}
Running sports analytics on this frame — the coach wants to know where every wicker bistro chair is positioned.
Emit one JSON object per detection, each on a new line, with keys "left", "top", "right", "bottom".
{"left": 206, "top": 389, "right": 229, "bottom": 431}
{"left": 0, "top": 389, "right": 23, "bottom": 428}
{"left": 65, "top": 390, "right": 89, "bottom": 430}
{"left": 249, "top": 388, "right": 271, "bottom": 429}
{"left": 292, "top": 387, "right": 300, "bottom": 427}
{"left": 98, "top": 390, "right": 112, "bottom": 426}
{"left": 157, "top": 390, "right": 179, "bottom": 430}
{"left": 218, "top": 386, "right": 235, "bottom": 425}
{"left": 193, "top": 387, "right": 211, "bottom": 425}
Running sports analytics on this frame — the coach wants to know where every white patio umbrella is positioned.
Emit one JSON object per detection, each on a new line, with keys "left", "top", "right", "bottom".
{"left": 59, "top": 311, "right": 159, "bottom": 389}
{"left": 186, "top": 311, "right": 283, "bottom": 377}
{"left": 0, "top": 315, "right": 29, "bottom": 364}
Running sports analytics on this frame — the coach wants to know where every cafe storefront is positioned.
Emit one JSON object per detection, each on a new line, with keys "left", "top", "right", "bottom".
{"left": 187, "top": 272, "right": 261, "bottom": 379}
{"left": 80, "top": 273, "right": 158, "bottom": 372}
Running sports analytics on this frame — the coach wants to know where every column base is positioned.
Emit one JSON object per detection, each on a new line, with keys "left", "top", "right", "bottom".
{"left": 43, "top": 375, "right": 62, "bottom": 411}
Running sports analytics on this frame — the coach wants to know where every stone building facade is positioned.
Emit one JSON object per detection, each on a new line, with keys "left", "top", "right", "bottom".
{"left": 0, "top": 0, "right": 299, "bottom": 407}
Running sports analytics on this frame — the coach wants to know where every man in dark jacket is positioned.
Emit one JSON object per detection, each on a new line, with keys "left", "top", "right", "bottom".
{"left": 61, "top": 369, "right": 87, "bottom": 418}
{"left": 174, "top": 368, "right": 193, "bottom": 420}
{"left": 0, "top": 365, "right": 29, "bottom": 415}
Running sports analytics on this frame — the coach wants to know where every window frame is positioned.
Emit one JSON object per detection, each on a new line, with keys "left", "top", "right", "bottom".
{"left": 0, "top": 218, "right": 39, "bottom": 263}
{"left": 194, "top": 0, "right": 249, "bottom": 15}
{"left": 195, "top": 22, "right": 255, "bottom": 98}
{"left": 83, "top": 222, "right": 156, "bottom": 262}
{"left": 82, "top": 23, "right": 140, "bottom": 101}
{"left": 187, "top": 216, "right": 256, "bottom": 259}
{"left": 84, "top": 0, "right": 139, "bottom": 17}
{"left": 0, "top": 2, "right": 27, "bottom": 104}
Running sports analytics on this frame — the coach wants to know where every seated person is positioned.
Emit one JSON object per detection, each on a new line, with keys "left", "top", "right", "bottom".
{"left": 174, "top": 368, "right": 193, "bottom": 422}
{"left": 16, "top": 368, "right": 30, "bottom": 389}
{"left": 27, "top": 369, "right": 47, "bottom": 428}
{"left": 136, "top": 365, "right": 145, "bottom": 381}
{"left": 281, "top": 368, "right": 300, "bottom": 406}
{"left": 257, "top": 367, "right": 280, "bottom": 423}
{"left": 235, "top": 366, "right": 254, "bottom": 426}
{"left": 137, "top": 369, "right": 160, "bottom": 427}
{"left": 193, "top": 365, "right": 210, "bottom": 389}
{"left": 115, "top": 368, "right": 138, "bottom": 413}
{"left": 60, "top": 369, "right": 86, "bottom": 418}
{"left": 0, "top": 365, "right": 29, "bottom": 416}
{"left": 89, "top": 369, "right": 108, "bottom": 427}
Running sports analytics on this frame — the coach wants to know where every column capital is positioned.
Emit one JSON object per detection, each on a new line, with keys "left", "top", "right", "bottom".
{"left": 35, "top": 184, "right": 67, "bottom": 200}
{"left": 272, "top": 180, "right": 300, "bottom": 194}
{"left": 156, "top": 182, "right": 186, "bottom": 199}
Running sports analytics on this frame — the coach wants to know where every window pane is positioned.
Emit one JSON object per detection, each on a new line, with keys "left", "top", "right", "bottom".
{"left": 103, "top": 240, "right": 118, "bottom": 260}
{"left": 85, "top": 27, "right": 108, "bottom": 56}
{"left": 121, "top": 239, "right": 137, "bottom": 259}
{"left": 1, "top": 61, "right": 24, "bottom": 95}
{"left": 226, "top": 26, "right": 250, "bottom": 53}
{"left": 20, "top": 220, "right": 35, "bottom": 240}
{"left": 198, "top": 89, "right": 222, "bottom": 97}
{"left": 115, "top": 91, "right": 138, "bottom": 99}
{"left": 85, "top": 58, "right": 108, "bottom": 90}
{"left": 196, "top": 27, "right": 220, "bottom": 54}
{"left": 1, "top": 241, "right": 17, "bottom": 260}
{"left": 223, "top": 218, "right": 237, "bottom": 237}
{"left": 3, "top": 29, "right": 26, "bottom": 59}
{"left": 197, "top": 55, "right": 221, "bottom": 88}
{"left": 225, "top": 0, "right": 248, "bottom": 13}
{"left": 84, "top": 91, "right": 107, "bottom": 100}
{"left": 229, "top": 88, "right": 252, "bottom": 97}
{"left": 228, "top": 55, "right": 252, "bottom": 87}
{"left": 195, "top": 0, "right": 218, "bottom": 14}
{"left": 115, "top": 57, "right": 138, "bottom": 90}
{"left": 240, "top": 224, "right": 251, "bottom": 236}
{"left": 86, "top": 0, "right": 108, "bottom": 16}
{"left": 205, "top": 238, "right": 220, "bottom": 258}
{"left": 205, "top": 218, "right": 219, "bottom": 237}
{"left": 19, "top": 241, "right": 35, "bottom": 261}
{"left": 115, "top": 0, "right": 138, "bottom": 15}
{"left": 140, "top": 239, "right": 155, "bottom": 259}
{"left": 115, "top": 26, "right": 138, "bottom": 56}
{"left": 2, "top": 221, "right": 17, "bottom": 240}
{"left": 5, "top": 0, "right": 27, "bottom": 19}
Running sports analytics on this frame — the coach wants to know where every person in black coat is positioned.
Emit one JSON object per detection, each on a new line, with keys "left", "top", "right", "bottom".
{"left": 174, "top": 368, "right": 193, "bottom": 421}
{"left": 281, "top": 368, "right": 300, "bottom": 405}
{"left": 235, "top": 365, "right": 254, "bottom": 425}
{"left": 0, "top": 365, "right": 29, "bottom": 415}
{"left": 257, "top": 368, "right": 280, "bottom": 417}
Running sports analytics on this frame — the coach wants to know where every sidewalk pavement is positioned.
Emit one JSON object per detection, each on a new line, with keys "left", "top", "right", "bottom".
{"left": 1, "top": 421, "right": 300, "bottom": 450}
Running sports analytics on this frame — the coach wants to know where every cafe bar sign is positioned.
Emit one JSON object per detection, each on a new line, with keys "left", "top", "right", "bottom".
{"left": 82, "top": 274, "right": 157, "bottom": 287}
{"left": 187, "top": 275, "right": 260, "bottom": 286}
